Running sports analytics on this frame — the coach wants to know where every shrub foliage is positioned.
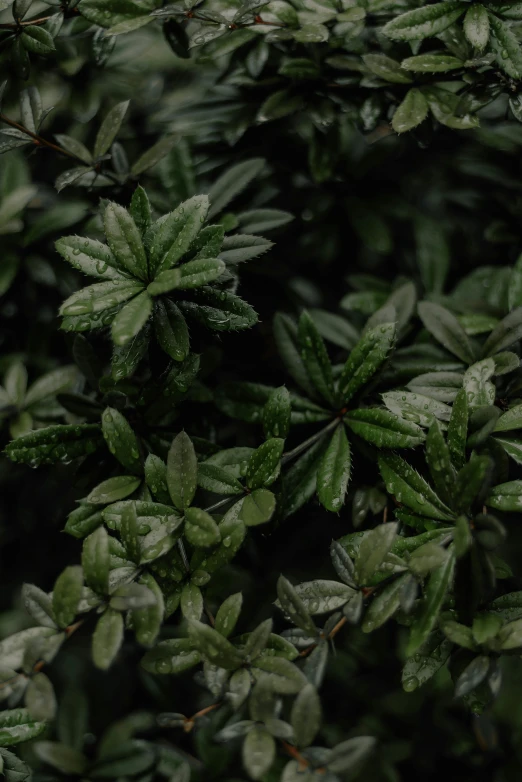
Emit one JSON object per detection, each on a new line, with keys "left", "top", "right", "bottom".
{"left": 2, "top": 0, "right": 522, "bottom": 780}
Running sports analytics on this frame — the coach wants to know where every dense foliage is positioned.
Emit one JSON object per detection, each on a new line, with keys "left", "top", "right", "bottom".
{"left": 4, "top": 0, "right": 522, "bottom": 780}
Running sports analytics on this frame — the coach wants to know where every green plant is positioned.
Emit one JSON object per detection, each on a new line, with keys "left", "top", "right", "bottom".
{"left": 4, "top": 1, "right": 522, "bottom": 780}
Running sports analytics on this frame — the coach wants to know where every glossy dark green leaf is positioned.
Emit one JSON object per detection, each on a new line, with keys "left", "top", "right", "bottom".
{"left": 297, "top": 310, "right": 336, "bottom": 406}
{"left": 379, "top": 453, "right": 455, "bottom": 520}
{"left": 317, "top": 425, "right": 351, "bottom": 512}
{"left": 245, "top": 438, "right": 283, "bottom": 490}
{"left": 214, "top": 592, "right": 243, "bottom": 638}
{"left": 52, "top": 566, "right": 83, "bottom": 629}
{"left": 153, "top": 300, "right": 190, "bottom": 361}
{"left": 240, "top": 489, "right": 276, "bottom": 526}
{"left": 5, "top": 424, "right": 102, "bottom": 466}
{"left": 418, "top": 301, "right": 475, "bottom": 364}
{"left": 276, "top": 576, "right": 317, "bottom": 636}
{"left": 82, "top": 527, "right": 109, "bottom": 594}
{"left": 407, "top": 549, "right": 455, "bottom": 655}
{"left": 337, "top": 322, "right": 396, "bottom": 406}
{"left": 184, "top": 507, "right": 221, "bottom": 547}
{"left": 346, "top": 408, "right": 424, "bottom": 448}
{"left": 354, "top": 523, "right": 398, "bottom": 584}
{"left": 167, "top": 431, "right": 197, "bottom": 510}
{"left": 262, "top": 386, "right": 291, "bottom": 440}
{"left": 101, "top": 407, "right": 141, "bottom": 474}
{"left": 188, "top": 619, "right": 244, "bottom": 669}
{"left": 92, "top": 608, "right": 124, "bottom": 671}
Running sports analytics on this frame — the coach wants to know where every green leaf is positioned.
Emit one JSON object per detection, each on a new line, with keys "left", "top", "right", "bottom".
{"left": 176, "top": 258, "right": 225, "bottom": 289}
{"left": 188, "top": 619, "right": 244, "bottom": 669}
{"left": 401, "top": 632, "right": 452, "bottom": 691}
{"left": 24, "top": 366, "right": 78, "bottom": 407}
{"left": 298, "top": 311, "right": 336, "bottom": 406}
{"left": 208, "top": 158, "right": 265, "bottom": 219}
{"left": 327, "top": 736, "right": 376, "bottom": 774}
{"left": 354, "top": 523, "right": 398, "bottom": 584}
{"left": 363, "top": 573, "right": 412, "bottom": 632}
{"left": 290, "top": 683, "right": 321, "bottom": 748}
{"left": 362, "top": 53, "right": 413, "bottom": 83}
{"left": 55, "top": 236, "right": 127, "bottom": 281}
{"left": 401, "top": 53, "right": 463, "bottom": 71}
{"left": 33, "top": 742, "right": 87, "bottom": 775}
{"left": 407, "top": 549, "right": 455, "bottom": 655}
{"left": 22, "top": 584, "right": 56, "bottom": 629}
{"left": 79, "top": 0, "right": 150, "bottom": 27}
{"left": 482, "top": 307, "right": 522, "bottom": 357}
{"left": 276, "top": 576, "right": 317, "bottom": 636}
{"left": 5, "top": 424, "right": 102, "bottom": 466}
{"left": 92, "top": 608, "right": 124, "bottom": 670}
{"left": 87, "top": 475, "right": 141, "bottom": 504}
{"left": 242, "top": 726, "right": 275, "bottom": 781}
{"left": 447, "top": 387, "right": 468, "bottom": 470}
{"left": 147, "top": 195, "right": 209, "bottom": 277}
{"left": 494, "top": 403, "right": 522, "bottom": 432}
{"left": 178, "top": 287, "right": 258, "bottom": 332}
{"left": 146, "top": 269, "right": 181, "bottom": 296}
{"left": 240, "top": 489, "right": 276, "bottom": 526}
{"left": 141, "top": 638, "right": 201, "bottom": 674}
{"left": 489, "top": 14, "right": 522, "bottom": 78}
{"left": 283, "top": 580, "right": 356, "bottom": 614}
{"left": 246, "top": 438, "right": 284, "bottom": 490}
{"left": 412, "top": 220, "right": 450, "bottom": 298}
{"left": 25, "top": 673, "right": 56, "bottom": 722}
{"left": 60, "top": 280, "right": 143, "bottom": 317}
{"left": 418, "top": 301, "right": 475, "bottom": 364}
{"left": 121, "top": 503, "right": 141, "bottom": 564}
{"left": 220, "top": 232, "right": 272, "bottom": 264}
{"left": 153, "top": 300, "right": 190, "bottom": 362}
{"left": 441, "top": 619, "right": 477, "bottom": 649}
{"left": 111, "top": 291, "right": 152, "bottom": 347}
{"left": 102, "top": 407, "right": 141, "bottom": 474}
{"left": 463, "top": 358, "right": 495, "bottom": 408}
{"left": 454, "top": 456, "right": 492, "bottom": 514}
{"left": 486, "top": 480, "right": 522, "bottom": 511}
{"left": 317, "top": 425, "right": 351, "bottom": 512}
{"left": 129, "top": 186, "right": 151, "bottom": 236}
{"left": 280, "top": 436, "right": 328, "bottom": 518}
{"left": 198, "top": 463, "right": 244, "bottom": 495}
{"left": 130, "top": 135, "right": 178, "bottom": 176}
{"left": 455, "top": 656, "right": 490, "bottom": 697}
{"left": 409, "top": 543, "right": 449, "bottom": 576}
{"left": 180, "top": 583, "right": 203, "bottom": 621}
{"left": 463, "top": 4, "right": 489, "bottom": 51}
{"left": 263, "top": 386, "right": 291, "bottom": 440}
{"left": 379, "top": 453, "right": 455, "bottom": 520}
{"left": 425, "top": 420, "right": 455, "bottom": 507}
{"left": 185, "top": 507, "right": 221, "bottom": 547}
{"left": 131, "top": 572, "right": 163, "bottom": 647}
{"left": 20, "top": 25, "right": 55, "bottom": 54}
{"left": 0, "top": 709, "right": 46, "bottom": 747}
{"left": 52, "top": 566, "right": 83, "bottom": 629}
{"left": 337, "top": 322, "right": 396, "bottom": 406}
{"left": 252, "top": 654, "right": 306, "bottom": 693}
{"left": 104, "top": 202, "right": 147, "bottom": 281}
{"left": 383, "top": 1, "right": 466, "bottom": 41}
{"left": 345, "top": 408, "right": 425, "bottom": 448}
{"left": 273, "top": 313, "right": 316, "bottom": 398}
{"left": 215, "top": 593, "right": 243, "bottom": 638}
{"left": 498, "top": 618, "right": 522, "bottom": 649}
{"left": 242, "top": 619, "right": 273, "bottom": 662}
{"left": 82, "top": 527, "right": 109, "bottom": 594}
{"left": 94, "top": 101, "right": 129, "bottom": 158}
{"left": 167, "top": 431, "right": 197, "bottom": 510}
